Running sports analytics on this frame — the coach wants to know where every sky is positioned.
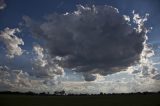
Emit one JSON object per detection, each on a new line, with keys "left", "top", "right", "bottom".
{"left": 0, "top": 0, "right": 160, "bottom": 94}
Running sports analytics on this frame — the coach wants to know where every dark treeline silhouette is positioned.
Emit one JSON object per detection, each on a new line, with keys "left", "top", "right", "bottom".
{"left": 0, "top": 91, "right": 160, "bottom": 96}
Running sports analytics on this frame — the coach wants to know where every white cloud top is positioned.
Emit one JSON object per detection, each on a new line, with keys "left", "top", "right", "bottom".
{"left": 0, "top": 27, "right": 24, "bottom": 58}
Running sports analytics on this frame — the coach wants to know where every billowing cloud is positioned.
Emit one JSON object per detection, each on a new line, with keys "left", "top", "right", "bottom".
{"left": 0, "top": 27, "right": 24, "bottom": 58}
{"left": 0, "top": 65, "right": 63, "bottom": 93}
{"left": 23, "top": 5, "right": 150, "bottom": 81}
{"left": 0, "top": 66, "right": 32, "bottom": 91}
{"left": 32, "top": 44, "right": 64, "bottom": 78}
{"left": 1, "top": 65, "right": 159, "bottom": 94}
{"left": 0, "top": 0, "right": 6, "bottom": 10}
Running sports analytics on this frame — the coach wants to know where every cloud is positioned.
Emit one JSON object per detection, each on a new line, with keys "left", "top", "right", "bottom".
{"left": 83, "top": 74, "right": 97, "bottom": 81}
{"left": 32, "top": 44, "right": 64, "bottom": 78}
{"left": 0, "top": 64, "right": 159, "bottom": 93}
{"left": 23, "top": 5, "right": 150, "bottom": 81}
{"left": 0, "top": 0, "right": 6, "bottom": 10}
{"left": 0, "top": 65, "right": 63, "bottom": 93}
{"left": 0, "top": 66, "right": 32, "bottom": 90}
{"left": 33, "top": 44, "right": 47, "bottom": 67}
{"left": 0, "top": 27, "right": 24, "bottom": 58}
{"left": 0, "top": 4, "right": 159, "bottom": 93}
{"left": 62, "top": 79, "right": 160, "bottom": 94}
{"left": 0, "top": 44, "right": 64, "bottom": 92}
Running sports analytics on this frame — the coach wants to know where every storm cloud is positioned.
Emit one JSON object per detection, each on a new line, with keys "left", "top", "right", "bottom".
{"left": 23, "top": 5, "right": 148, "bottom": 81}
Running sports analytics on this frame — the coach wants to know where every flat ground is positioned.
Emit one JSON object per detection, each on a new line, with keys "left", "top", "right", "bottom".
{"left": 0, "top": 93, "right": 160, "bottom": 106}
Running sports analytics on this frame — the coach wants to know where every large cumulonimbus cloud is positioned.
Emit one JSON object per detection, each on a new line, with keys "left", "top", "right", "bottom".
{"left": 23, "top": 5, "right": 149, "bottom": 81}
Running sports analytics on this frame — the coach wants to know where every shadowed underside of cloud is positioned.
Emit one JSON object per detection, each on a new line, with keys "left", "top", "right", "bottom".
{"left": 23, "top": 5, "right": 149, "bottom": 81}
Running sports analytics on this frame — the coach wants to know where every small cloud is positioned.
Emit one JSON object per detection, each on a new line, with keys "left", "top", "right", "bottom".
{"left": 0, "top": 27, "right": 24, "bottom": 58}
{"left": 152, "top": 74, "right": 160, "bottom": 80}
{"left": 32, "top": 44, "right": 64, "bottom": 78}
{"left": 0, "top": 0, "right": 6, "bottom": 10}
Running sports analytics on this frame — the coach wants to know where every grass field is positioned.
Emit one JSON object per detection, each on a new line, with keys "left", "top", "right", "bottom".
{"left": 0, "top": 93, "right": 160, "bottom": 106}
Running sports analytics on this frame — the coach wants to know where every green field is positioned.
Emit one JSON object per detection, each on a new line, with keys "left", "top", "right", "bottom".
{"left": 0, "top": 93, "right": 160, "bottom": 106}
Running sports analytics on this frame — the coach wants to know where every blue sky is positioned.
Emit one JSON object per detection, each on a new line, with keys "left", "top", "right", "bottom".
{"left": 0, "top": 0, "right": 160, "bottom": 93}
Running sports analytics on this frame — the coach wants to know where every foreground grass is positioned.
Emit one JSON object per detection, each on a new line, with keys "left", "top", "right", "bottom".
{"left": 0, "top": 93, "right": 160, "bottom": 106}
